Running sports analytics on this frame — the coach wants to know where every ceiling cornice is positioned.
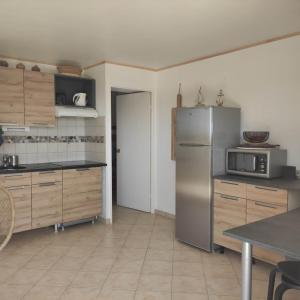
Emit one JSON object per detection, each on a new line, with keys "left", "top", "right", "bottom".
{"left": 1, "top": 31, "right": 299, "bottom": 73}
{"left": 156, "top": 31, "right": 300, "bottom": 71}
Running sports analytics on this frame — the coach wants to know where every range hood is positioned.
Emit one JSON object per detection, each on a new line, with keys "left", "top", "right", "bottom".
{"left": 55, "top": 106, "right": 98, "bottom": 118}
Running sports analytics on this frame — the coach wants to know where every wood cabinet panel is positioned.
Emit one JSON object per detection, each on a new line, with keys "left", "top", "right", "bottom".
{"left": 214, "top": 179, "right": 246, "bottom": 198}
{"left": 31, "top": 170, "right": 62, "bottom": 185}
{"left": 24, "top": 71, "right": 55, "bottom": 127}
{"left": 246, "top": 199, "right": 286, "bottom": 264}
{"left": 247, "top": 199, "right": 287, "bottom": 224}
{"left": 0, "top": 173, "right": 31, "bottom": 187}
{"left": 32, "top": 182, "right": 62, "bottom": 229}
{"left": 0, "top": 67, "right": 24, "bottom": 124}
{"left": 214, "top": 193, "right": 246, "bottom": 252}
{"left": 63, "top": 167, "right": 102, "bottom": 222}
{"left": 7, "top": 185, "right": 31, "bottom": 233}
{"left": 246, "top": 184, "right": 287, "bottom": 206}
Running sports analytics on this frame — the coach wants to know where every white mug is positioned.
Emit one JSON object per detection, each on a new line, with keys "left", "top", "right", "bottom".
{"left": 73, "top": 93, "right": 87, "bottom": 106}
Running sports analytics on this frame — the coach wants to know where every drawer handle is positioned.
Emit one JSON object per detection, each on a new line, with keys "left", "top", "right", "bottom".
{"left": 39, "top": 182, "right": 56, "bottom": 187}
{"left": 254, "top": 201, "right": 277, "bottom": 209}
{"left": 220, "top": 194, "right": 239, "bottom": 201}
{"left": 32, "top": 122, "right": 49, "bottom": 125}
{"left": 76, "top": 168, "right": 90, "bottom": 172}
{"left": 39, "top": 171, "right": 57, "bottom": 175}
{"left": 255, "top": 186, "right": 278, "bottom": 192}
{"left": 8, "top": 186, "right": 25, "bottom": 191}
{"left": 221, "top": 181, "right": 239, "bottom": 186}
{"left": 4, "top": 174, "right": 23, "bottom": 178}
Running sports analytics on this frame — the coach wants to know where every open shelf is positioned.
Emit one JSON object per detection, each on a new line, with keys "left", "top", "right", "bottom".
{"left": 54, "top": 74, "right": 96, "bottom": 108}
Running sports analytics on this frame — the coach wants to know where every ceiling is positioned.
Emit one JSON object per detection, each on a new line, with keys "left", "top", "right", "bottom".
{"left": 0, "top": 0, "right": 300, "bottom": 70}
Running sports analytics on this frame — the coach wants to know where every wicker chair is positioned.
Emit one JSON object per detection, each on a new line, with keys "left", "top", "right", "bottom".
{"left": 0, "top": 187, "right": 15, "bottom": 251}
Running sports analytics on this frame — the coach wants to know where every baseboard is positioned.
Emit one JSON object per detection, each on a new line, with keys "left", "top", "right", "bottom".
{"left": 154, "top": 209, "right": 175, "bottom": 220}
{"left": 100, "top": 217, "right": 112, "bottom": 224}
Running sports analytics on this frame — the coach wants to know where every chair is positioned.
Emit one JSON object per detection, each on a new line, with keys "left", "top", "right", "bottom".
{"left": 268, "top": 261, "right": 300, "bottom": 300}
{"left": 0, "top": 187, "right": 15, "bottom": 251}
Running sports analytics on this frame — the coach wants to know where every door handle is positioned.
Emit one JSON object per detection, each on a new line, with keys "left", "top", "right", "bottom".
{"left": 116, "top": 149, "right": 120, "bottom": 153}
{"left": 220, "top": 194, "right": 239, "bottom": 201}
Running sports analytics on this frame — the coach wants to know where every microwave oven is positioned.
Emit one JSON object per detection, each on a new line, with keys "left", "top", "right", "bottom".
{"left": 226, "top": 148, "right": 287, "bottom": 178}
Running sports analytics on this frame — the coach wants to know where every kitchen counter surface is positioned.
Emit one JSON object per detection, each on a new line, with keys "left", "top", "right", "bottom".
{"left": 0, "top": 160, "right": 107, "bottom": 174}
{"left": 214, "top": 174, "right": 300, "bottom": 191}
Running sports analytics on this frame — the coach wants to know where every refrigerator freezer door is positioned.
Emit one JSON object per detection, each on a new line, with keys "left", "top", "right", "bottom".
{"left": 175, "top": 143, "right": 212, "bottom": 251}
{"left": 176, "top": 107, "right": 212, "bottom": 145}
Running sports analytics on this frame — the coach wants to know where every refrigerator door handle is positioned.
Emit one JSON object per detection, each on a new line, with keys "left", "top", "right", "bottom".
{"left": 179, "top": 143, "right": 211, "bottom": 147}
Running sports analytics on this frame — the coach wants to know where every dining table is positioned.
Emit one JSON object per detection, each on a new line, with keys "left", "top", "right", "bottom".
{"left": 224, "top": 207, "right": 300, "bottom": 300}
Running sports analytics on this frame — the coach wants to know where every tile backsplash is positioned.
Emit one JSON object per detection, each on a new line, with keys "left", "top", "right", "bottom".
{"left": 0, "top": 117, "right": 105, "bottom": 164}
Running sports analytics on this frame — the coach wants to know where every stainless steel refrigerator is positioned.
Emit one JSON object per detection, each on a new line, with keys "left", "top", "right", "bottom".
{"left": 175, "top": 106, "right": 240, "bottom": 251}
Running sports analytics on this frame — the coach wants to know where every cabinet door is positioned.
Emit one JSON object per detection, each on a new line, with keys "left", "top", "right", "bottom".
{"left": 7, "top": 185, "right": 31, "bottom": 233}
{"left": 214, "top": 193, "right": 246, "bottom": 252}
{"left": 246, "top": 184, "right": 287, "bottom": 206}
{"left": 24, "top": 71, "right": 55, "bottom": 127}
{"left": 32, "top": 182, "right": 62, "bottom": 229}
{"left": 63, "top": 167, "right": 102, "bottom": 222}
{"left": 214, "top": 179, "right": 246, "bottom": 198}
{"left": 0, "top": 67, "right": 24, "bottom": 125}
{"left": 247, "top": 198, "right": 287, "bottom": 264}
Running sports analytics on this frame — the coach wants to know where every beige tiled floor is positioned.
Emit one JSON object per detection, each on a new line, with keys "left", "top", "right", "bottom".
{"left": 0, "top": 206, "right": 299, "bottom": 299}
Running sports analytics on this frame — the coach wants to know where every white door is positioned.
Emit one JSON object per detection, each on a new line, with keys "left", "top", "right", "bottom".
{"left": 116, "top": 92, "right": 151, "bottom": 212}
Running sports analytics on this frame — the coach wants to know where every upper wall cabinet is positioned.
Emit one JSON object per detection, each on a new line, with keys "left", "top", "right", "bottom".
{"left": 55, "top": 74, "right": 96, "bottom": 108}
{"left": 24, "top": 71, "right": 55, "bottom": 127}
{"left": 0, "top": 67, "right": 25, "bottom": 125}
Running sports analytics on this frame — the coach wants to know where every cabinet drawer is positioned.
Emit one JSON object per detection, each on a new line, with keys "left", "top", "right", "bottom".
{"left": 214, "top": 179, "right": 246, "bottom": 198}
{"left": 214, "top": 193, "right": 246, "bottom": 252}
{"left": 0, "top": 173, "right": 31, "bottom": 187}
{"left": 7, "top": 185, "right": 31, "bottom": 233}
{"left": 246, "top": 184, "right": 287, "bottom": 206}
{"left": 32, "top": 170, "right": 62, "bottom": 184}
{"left": 32, "top": 182, "right": 62, "bottom": 229}
{"left": 63, "top": 167, "right": 101, "bottom": 194}
{"left": 246, "top": 199, "right": 287, "bottom": 224}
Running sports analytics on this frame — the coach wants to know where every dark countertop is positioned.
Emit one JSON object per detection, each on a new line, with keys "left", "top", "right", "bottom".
{"left": 0, "top": 160, "right": 107, "bottom": 174}
{"left": 214, "top": 174, "right": 300, "bottom": 191}
{"left": 224, "top": 208, "right": 300, "bottom": 260}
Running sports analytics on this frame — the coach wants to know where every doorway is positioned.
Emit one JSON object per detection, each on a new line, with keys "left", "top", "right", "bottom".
{"left": 111, "top": 89, "right": 151, "bottom": 212}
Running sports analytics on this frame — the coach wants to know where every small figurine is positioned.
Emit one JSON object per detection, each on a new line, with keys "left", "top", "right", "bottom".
{"left": 177, "top": 83, "right": 182, "bottom": 107}
{"left": 16, "top": 63, "right": 25, "bottom": 70}
{"left": 31, "top": 65, "right": 40, "bottom": 72}
{"left": 216, "top": 89, "right": 224, "bottom": 106}
{"left": 195, "top": 86, "right": 205, "bottom": 106}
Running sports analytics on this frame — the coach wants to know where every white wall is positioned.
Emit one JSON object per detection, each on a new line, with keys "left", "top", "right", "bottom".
{"left": 85, "top": 63, "right": 156, "bottom": 221}
{"left": 156, "top": 36, "right": 300, "bottom": 215}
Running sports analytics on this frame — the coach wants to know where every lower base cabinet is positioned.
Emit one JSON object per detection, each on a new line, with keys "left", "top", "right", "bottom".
{"left": 31, "top": 182, "right": 62, "bottom": 229}
{"left": 63, "top": 167, "right": 102, "bottom": 223}
{"left": 8, "top": 186, "right": 32, "bottom": 233}
{"left": 214, "top": 179, "right": 288, "bottom": 265}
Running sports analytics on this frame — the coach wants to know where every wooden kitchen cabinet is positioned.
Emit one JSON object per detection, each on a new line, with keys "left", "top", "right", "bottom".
{"left": 7, "top": 185, "right": 32, "bottom": 233}
{"left": 0, "top": 173, "right": 32, "bottom": 233}
{"left": 0, "top": 67, "right": 24, "bottom": 125}
{"left": 214, "top": 193, "right": 246, "bottom": 252}
{"left": 32, "top": 182, "right": 62, "bottom": 229}
{"left": 31, "top": 170, "right": 62, "bottom": 185}
{"left": 63, "top": 167, "right": 102, "bottom": 223}
{"left": 214, "top": 179, "right": 288, "bottom": 264}
{"left": 214, "top": 179, "right": 246, "bottom": 198}
{"left": 24, "top": 70, "right": 55, "bottom": 127}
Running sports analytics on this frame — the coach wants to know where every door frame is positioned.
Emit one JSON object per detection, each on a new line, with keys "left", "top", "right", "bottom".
{"left": 106, "top": 87, "right": 155, "bottom": 223}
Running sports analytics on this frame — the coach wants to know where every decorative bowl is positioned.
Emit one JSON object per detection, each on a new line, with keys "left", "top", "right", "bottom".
{"left": 243, "top": 131, "right": 269, "bottom": 144}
